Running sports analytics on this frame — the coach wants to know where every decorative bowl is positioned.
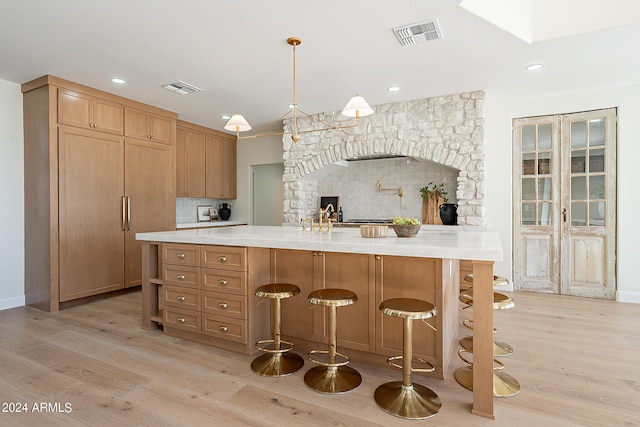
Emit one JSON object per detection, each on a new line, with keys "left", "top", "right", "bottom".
{"left": 391, "top": 224, "right": 421, "bottom": 238}
{"left": 360, "top": 225, "right": 389, "bottom": 238}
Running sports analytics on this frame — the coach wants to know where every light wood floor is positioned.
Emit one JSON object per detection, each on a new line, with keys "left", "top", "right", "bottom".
{"left": 0, "top": 290, "right": 638, "bottom": 427}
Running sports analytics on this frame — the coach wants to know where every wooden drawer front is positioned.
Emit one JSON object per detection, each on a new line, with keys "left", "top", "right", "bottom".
{"left": 202, "top": 291, "right": 246, "bottom": 319}
{"left": 163, "top": 265, "right": 199, "bottom": 288}
{"left": 202, "top": 269, "right": 246, "bottom": 295}
{"left": 201, "top": 246, "right": 246, "bottom": 271}
{"left": 202, "top": 313, "right": 246, "bottom": 344}
{"left": 164, "top": 307, "right": 201, "bottom": 333}
{"left": 163, "top": 243, "right": 199, "bottom": 267}
{"left": 164, "top": 285, "right": 200, "bottom": 310}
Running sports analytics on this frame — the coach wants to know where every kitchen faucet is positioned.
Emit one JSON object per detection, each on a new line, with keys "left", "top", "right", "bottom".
{"left": 302, "top": 204, "right": 335, "bottom": 232}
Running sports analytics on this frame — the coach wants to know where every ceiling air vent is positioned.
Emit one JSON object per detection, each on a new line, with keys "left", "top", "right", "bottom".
{"left": 392, "top": 19, "right": 443, "bottom": 47}
{"left": 162, "top": 81, "right": 203, "bottom": 95}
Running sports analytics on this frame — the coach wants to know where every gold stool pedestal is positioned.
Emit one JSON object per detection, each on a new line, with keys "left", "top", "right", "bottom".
{"left": 251, "top": 283, "right": 304, "bottom": 377}
{"left": 304, "top": 365, "right": 362, "bottom": 394}
{"left": 304, "top": 288, "right": 361, "bottom": 394}
{"left": 460, "top": 335, "right": 513, "bottom": 357}
{"left": 374, "top": 382, "right": 441, "bottom": 419}
{"left": 454, "top": 366, "right": 521, "bottom": 397}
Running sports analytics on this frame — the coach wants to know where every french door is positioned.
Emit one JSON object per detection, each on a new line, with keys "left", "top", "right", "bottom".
{"left": 513, "top": 108, "right": 616, "bottom": 299}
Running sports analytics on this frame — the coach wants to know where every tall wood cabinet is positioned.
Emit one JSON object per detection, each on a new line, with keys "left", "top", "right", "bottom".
{"left": 176, "top": 120, "right": 237, "bottom": 199}
{"left": 22, "top": 75, "right": 177, "bottom": 311}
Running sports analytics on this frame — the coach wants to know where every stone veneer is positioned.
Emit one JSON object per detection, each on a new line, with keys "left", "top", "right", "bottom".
{"left": 282, "top": 91, "right": 486, "bottom": 226}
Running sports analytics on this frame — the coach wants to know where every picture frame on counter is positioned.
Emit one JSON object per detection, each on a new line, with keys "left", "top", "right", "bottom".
{"left": 209, "top": 208, "right": 219, "bottom": 220}
{"left": 197, "top": 205, "right": 213, "bottom": 222}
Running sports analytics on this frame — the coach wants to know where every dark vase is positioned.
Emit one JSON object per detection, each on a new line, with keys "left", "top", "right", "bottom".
{"left": 219, "top": 203, "right": 231, "bottom": 221}
{"left": 439, "top": 203, "right": 458, "bottom": 225}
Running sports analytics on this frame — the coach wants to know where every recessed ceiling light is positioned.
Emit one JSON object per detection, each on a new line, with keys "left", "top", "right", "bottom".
{"left": 525, "top": 63, "right": 544, "bottom": 71}
{"left": 111, "top": 78, "right": 126, "bottom": 84}
{"left": 387, "top": 85, "right": 400, "bottom": 92}
{"left": 220, "top": 114, "right": 231, "bottom": 120}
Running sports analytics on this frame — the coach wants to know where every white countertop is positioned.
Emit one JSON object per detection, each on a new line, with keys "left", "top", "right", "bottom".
{"left": 176, "top": 220, "right": 248, "bottom": 229}
{"left": 137, "top": 225, "right": 503, "bottom": 262}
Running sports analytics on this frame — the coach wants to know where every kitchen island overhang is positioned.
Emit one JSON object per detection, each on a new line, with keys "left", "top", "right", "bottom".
{"left": 137, "top": 225, "right": 503, "bottom": 419}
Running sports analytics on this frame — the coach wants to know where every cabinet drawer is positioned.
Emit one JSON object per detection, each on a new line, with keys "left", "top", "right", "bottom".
{"left": 202, "top": 313, "right": 246, "bottom": 344}
{"left": 202, "top": 269, "right": 246, "bottom": 295}
{"left": 164, "top": 306, "right": 201, "bottom": 333}
{"left": 163, "top": 265, "right": 199, "bottom": 289}
{"left": 164, "top": 285, "right": 201, "bottom": 311}
{"left": 201, "top": 246, "right": 246, "bottom": 271}
{"left": 202, "top": 291, "right": 246, "bottom": 319}
{"left": 163, "top": 243, "right": 200, "bottom": 267}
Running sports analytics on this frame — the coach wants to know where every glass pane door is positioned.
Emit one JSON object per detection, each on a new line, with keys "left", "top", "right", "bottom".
{"left": 521, "top": 124, "right": 553, "bottom": 226}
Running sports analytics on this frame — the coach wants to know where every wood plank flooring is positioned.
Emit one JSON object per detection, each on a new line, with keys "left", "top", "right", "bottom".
{"left": 0, "top": 290, "right": 638, "bottom": 426}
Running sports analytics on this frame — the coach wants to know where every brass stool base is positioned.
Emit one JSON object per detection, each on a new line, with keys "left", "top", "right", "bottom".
{"left": 251, "top": 352, "right": 304, "bottom": 377}
{"left": 460, "top": 335, "right": 513, "bottom": 357}
{"left": 304, "top": 365, "right": 362, "bottom": 394}
{"left": 374, "top": 382, "right": 441, "bottom": 419}
{"left": 454, "top": 366, "right": 521, "bottom": 397}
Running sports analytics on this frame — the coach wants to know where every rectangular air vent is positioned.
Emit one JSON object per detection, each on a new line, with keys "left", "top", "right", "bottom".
{"left": 393, "top": 19, "right": 443, "bottom": 47}
{"left": 163, "top": 81, "right": 203, "bottom": 95}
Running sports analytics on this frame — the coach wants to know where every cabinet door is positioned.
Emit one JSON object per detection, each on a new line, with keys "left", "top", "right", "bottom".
{"left": 271, "top": 249, "right": 320, "bottom": 341}
{"left": 124, "top": 106, "right": 149, "bottom": 140}
{"left": 58, "top": 89, "right": 92, "bottom": 130}
{"left": 93, "top": 97, "right": 123, "bottom": 134}
{"left": 375, "top": 255, "right": 440, "bottom": 362}
{"left": 124, "top": 138, "right": 176, "bottom": 288}
{"left": 149, "top": 113, "right": 173, "bottom": 145}
{"left": 58, "top": 127, "right": 125, "bottom": 301}
{"left": 206, "top": 133, "right": 237, "bottom": 199}
{"left": 321, "top": 252, "right": 375, "bottom": 352}
{"left": 177, "top": 127, "right": 206, "bottom": 197}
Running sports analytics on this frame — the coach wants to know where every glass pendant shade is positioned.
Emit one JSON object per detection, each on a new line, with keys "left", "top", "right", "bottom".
{"left": 341, "top": 95, "right": 374, "bottom": 118}
{"left": 224, "top": 114, "right": 252, "bottom": 132}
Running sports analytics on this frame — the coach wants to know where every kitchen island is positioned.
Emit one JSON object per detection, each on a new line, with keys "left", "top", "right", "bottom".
{"left": 137, "top": 225, "right": 502, "bottom": 419}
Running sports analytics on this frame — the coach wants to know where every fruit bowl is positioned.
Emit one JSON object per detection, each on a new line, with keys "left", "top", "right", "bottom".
{"left": 391, "top": 224, "right": 421, "bottom": 237}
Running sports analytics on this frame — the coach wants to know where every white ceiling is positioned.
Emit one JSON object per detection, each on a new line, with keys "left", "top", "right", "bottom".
{"left": 2, "top": 0, "right": 640, "bottom": 134}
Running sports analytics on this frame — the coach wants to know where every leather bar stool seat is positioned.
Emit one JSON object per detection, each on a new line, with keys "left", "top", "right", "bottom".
{"left": 304, "top": 288, "right": 362, "bottom": 394}
{"left": 374, "top": 298, "right": 442, "bottom": 419}
{"left": 251, "top": 283, "right": 304, "bottom": 377}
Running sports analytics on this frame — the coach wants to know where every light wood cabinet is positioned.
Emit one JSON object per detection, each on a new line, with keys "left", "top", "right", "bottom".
{"left": 176, "top": 124, "right": 206, "bottom": 197}
{"left": 58, "top": 88, "right": 123, "bottom": 134}
{"left": 22, "top": 75, "right": 177, "bottom": 311}
{"left": 156, "top": 243, "right": 270, "bottom": 354}
{"left": 125, "top": 106, "right": 173, "bottom": 145}
{"left": 271, "top": 249, "right": 375, "bottom": 352}
{"left": 206, "top": 132, "right": 237, "bottom": 199}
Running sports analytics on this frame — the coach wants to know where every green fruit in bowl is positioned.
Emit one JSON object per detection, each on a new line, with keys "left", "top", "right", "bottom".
{"left": 392, "top": 217, "right": 420, "bottom": 226}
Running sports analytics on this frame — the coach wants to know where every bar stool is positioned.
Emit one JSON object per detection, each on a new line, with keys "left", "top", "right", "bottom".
{"left": 455, "top": 278, "right": 520, "bottom": 397}
{"left": 251, "top": 283, "right": 304, "bottom": 377}
{"left": 304, "top": 288, "right": 361, "bottom": 394}
{"left": 374, "top": 298, "right": 441, "bottom": 419}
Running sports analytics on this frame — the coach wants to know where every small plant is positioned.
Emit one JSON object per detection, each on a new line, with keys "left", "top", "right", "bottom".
{"left": 392, "top": 217, "right": 420, "bottom": 226}
{"left": 420, "top": 182, "right": 448, "bottom": 203}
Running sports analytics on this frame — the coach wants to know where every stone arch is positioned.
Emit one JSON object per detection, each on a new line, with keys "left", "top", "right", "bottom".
{"left": 282, "top": 91, "right": 486, "bottom": 226}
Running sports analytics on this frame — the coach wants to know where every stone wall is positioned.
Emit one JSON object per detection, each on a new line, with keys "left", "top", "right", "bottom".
{"left": 282, "top": 91, "right": 486, "bottom": 225}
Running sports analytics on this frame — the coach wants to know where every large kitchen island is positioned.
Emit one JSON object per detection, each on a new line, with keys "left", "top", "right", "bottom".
{"left": 136, "top": 225, "right": 503, "bottom": 419}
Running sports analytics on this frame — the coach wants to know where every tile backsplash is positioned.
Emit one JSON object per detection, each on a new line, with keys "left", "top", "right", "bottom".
{"left": 176, "top": 197, "right": 232, "bottom": 224}
{"left": 317, "top": 157, "right": 457, "bottom": 221}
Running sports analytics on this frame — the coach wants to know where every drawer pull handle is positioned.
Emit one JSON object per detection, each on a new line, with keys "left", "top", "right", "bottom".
{"left": 177, "top": 296, "right": 186, "bottom": 302}
{"left": 177, "top": 274, "right": 185, "bottom": 280}
{"left": 218, "top": 325, "right": 228, "bottom": 333}
{"left": 177, "top": 317, "right": 186, "bottom": 324}
{"left": 218, "top": 279, "right": 228, "bottom": 286}
{"left": 176, "top": 253, "right": 185, "bottom": 259}
{"left": 218, "top": 302, "right": 228, "bottom": 309}
{"left": 217, "top": 256, "right": 227, "bottom": 262}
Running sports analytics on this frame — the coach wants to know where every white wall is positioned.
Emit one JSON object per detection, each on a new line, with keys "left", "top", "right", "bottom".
{"left": 235, "top": 135, "right": 284, "bottom": 224}
{"left": 484, "top": 83, "right": 640, "bottom": 303}
{"left": 0, "top": 79, "right": 25, "bottom": 309}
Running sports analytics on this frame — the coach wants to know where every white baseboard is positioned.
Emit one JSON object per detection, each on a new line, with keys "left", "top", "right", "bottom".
{"left": 0, "top": 295, "right": 25, "bottom": 311}
{"left": 616, "top": 290, "right": 640, "bottom": 304}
